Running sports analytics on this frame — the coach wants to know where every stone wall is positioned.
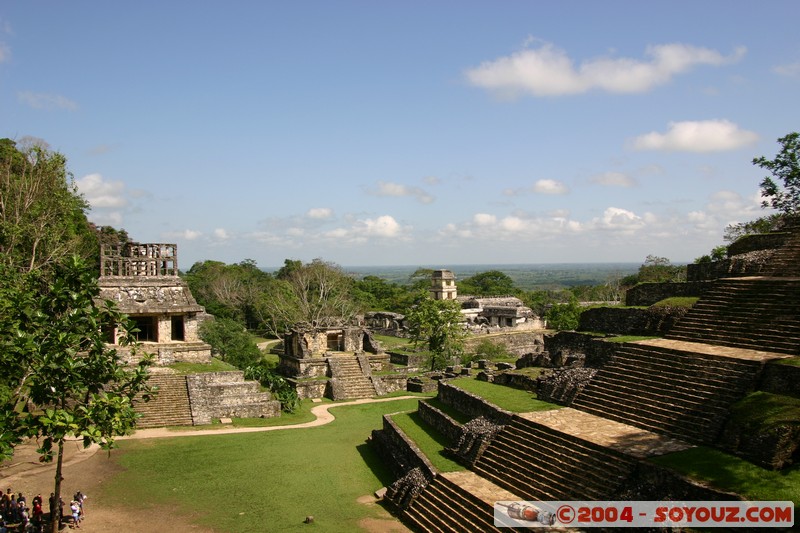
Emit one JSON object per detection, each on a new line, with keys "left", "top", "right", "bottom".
{"left": 758, "top": 361, "right": 800, "bottom": 397}
{"left": 437, "top": 380, "right": 513, "bottom": 425}
{"left": 185, "top": 371, "right": 280, "bottom": 424}
{"left": 727, "top": 232, "right": 790, "bottom": 256}
{"left": 376, "top": 374, "right": 408, "bottom": 394}
{"left": 279, "top": 356, "right": 329, "bottom": 378}
{"left": 290, "top": 378, "right": 329, "bottom": 400}
{"left": 372, "top": 414, "right": 437, "bottom": 480}
{"left": 491, "top": 371, "right": 538, "bottom": 392}
{"left": 614, "top": 462, "right": 744, "bottom": 501}
{"left": 578, "top": 306, "right": 689, "bottom": 336}
{"left": 517, "top": 331, "right": 617, "bottom": 369}
{"left": 417, "top": 399, "right": 463, "bottom": 445}
{"left": 687, "top": 251, "right": 776, "bottom": 281}
{"left": 117, "top": 341, "right": 212, "bottom": 365}
{"left": 625, "top": 281, "right": 711, "bottom": 307}
{"left": 464, "top": 331, "right": 545, "bottom": 357}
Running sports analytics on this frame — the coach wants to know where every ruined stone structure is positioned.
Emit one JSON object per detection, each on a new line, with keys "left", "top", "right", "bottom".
{"left": 430, "top": 269, "right": 543, "bottom": 331}
{"left": 99, "top": 242, "right": 280, "bottom": 426}
{"left": 430, "top": 269, "right": 457, "bottom": 300}
{"left": 460, "top": 295, "right": 544, "bottom": 330}
{"left": 278, "top": 324, "right": 391, "bottom": 400}
{"left": 372, "top": 224, "right": 800, "bottom": 531}
{"left": 98, "top": 242, "right": 212, "bottom": 365}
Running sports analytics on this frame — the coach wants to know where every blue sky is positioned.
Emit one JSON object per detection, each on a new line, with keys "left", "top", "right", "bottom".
{"left": 2, "top": 2, "right": 799, "bottom": 269}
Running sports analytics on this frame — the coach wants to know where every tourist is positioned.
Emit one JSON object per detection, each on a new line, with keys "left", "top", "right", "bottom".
{"left": 73, "top": 491, "right": 86, "bottom": 517}
{"left": 69, "top": 500, "right": 80, "bottom": 529}
{"left": 31, "top": 502, "right": 43, "bottom": 533}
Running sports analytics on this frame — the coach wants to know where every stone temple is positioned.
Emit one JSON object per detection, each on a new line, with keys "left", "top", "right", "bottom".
{"left": 98, "top": 242, "right": 280, "bottom": 427}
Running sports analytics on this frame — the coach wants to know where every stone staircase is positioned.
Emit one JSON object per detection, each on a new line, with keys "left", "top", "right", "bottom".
{"left": 135, "top": 373, "right": 194, "bottom": 428}
{"left": 402, "top": 474, "right": 507, "bottom": 533}
{"left": 571, "top": 341, "right": 763, "bottom": 444}
{"left": 763, "top": 221, "right": 800, "bottom": 277}
{"left": 328, "top": 356, "right": 376, "bottom": 400}
{"left": 471, "top": 415, "right": 638, "bottom": 500}
{"left": 663, "top": 277, "right": 800, "bottom": 355}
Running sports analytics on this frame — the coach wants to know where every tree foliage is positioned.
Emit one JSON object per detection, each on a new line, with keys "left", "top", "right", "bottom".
{"left": 723, "top": 214, "right": 787, "bottom": 243}
{"left": 244, "top": 362, "right": 300, "bottom": 413}
{"left": 0, "top": 257, "right": 152, "bottom": 532}
{"left": 261, "top": 259, "right": 362, "bottom": 333}
{"left": 198, "top": 317, "right": 263, "bottom": 369}
{"left": 352, "top": 275, "right": 414, "bottom": 313}
{"left": 754, "top": 132, "right": 800, "bottom": 216}
{"left": 185, "top": 259, "right": 273, "bottom": 329}
{"left": 631, "top": 255, "right": 686, "bottom": 284}
{"left": 458, "top": 270, "right": 518, "bottom": 296}
{"left": 405, "top": 294, "right": 466, "bottom": 371}
{"left": 544, "top": 295, "right": 582, "bottom": 331}
{"left": 0, "top": 138, "right": 97, "bottom": 274}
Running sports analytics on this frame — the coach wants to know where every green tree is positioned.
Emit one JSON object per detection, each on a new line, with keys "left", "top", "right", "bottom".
{"left": 458, "top": 270, "right": 517, "bottom": 296}
{"left": 260, "top": 259, "right": 362, "bottom": 334}
{"left": 754, "top": 132, "right": 800, "bottom": 215}
{"left": 407, "top": 267, "right": 434, "bottom": 293}
{"left": 544, "top": 295, "right": 582, "bottom": 331}
{"left": 405, "top": 294, "right": 466, "bottom": 371}
{"left": 185, "top": 259, "right": 274, "bottom": 330}
{"left": 352, "top": 275, "right": 413, "bottom": 313}
{"left": 635, "top": 255, "right": 686, "bottom": 283}
{"left": 199, "top": 317, "right": 263, "bottom": 369}
{"left": 0, "top": 138, "right": 97, "bottom": 273}
{"left": 724, "top": 214, "right": 785, "bottom": 243}
{"left": 0, "top": 257, "right": 152, "bottom": 533}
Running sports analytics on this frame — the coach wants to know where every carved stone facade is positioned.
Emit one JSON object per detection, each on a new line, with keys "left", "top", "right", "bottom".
{"left": 430, "top": 269, "right": 457, "bottom": 300}
{"left": 97, "top": 242, "right": 212, "bottom": 365}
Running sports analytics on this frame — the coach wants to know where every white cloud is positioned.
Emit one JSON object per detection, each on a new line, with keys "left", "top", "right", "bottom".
{"left": 590, "top": 172, "right": 637, "bottom": 188}
{"left": 17, "top": 91, "right": 78, "bottom": 111}
{"left": 591, "top": 207, "right": 645, "bottom": 231}
{"left": 213, "top": 228, "right": 230, "bottom": 240}
{"left": 773, "top": 62, "right": 800, "bottom": 78}
{"left": 164, "top": 229, "right": 202, "bottom": 241}
{"left": 465, "top": 41, "right": 745, "bottom": 98}
{"left": 368, "top": 180, "right": 434, "bottom": 204}
{"left": 504, "top": 179, "right": 570, "bottom": 197}
{"left": 473, "top": 213, "right": 497, "bottom": 226}
{"left": 533, "top": 179, "right": 569, "bottom": 195}
{"left": 631, "top": 120, "right": 758, "bottom": 152}
{"left": 360, "top": 215, "right": 403, "bottom": 238}
{"left": 307, "top": 207, "right": 334, "bottom": 219}
{"left": 76, "top": 173, "right": 127, "bottom": 208}
{"left": 0, "top": 42, "right": 9, "bottom": 63}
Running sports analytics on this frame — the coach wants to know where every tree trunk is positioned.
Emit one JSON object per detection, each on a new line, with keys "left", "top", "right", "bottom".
{"left": 50, "top": 440, "right": 64, "bottom": 533}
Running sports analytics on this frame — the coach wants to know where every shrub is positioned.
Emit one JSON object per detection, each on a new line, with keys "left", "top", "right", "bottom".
{"left": 245, "top": 362, "right": 300, "bottom": 413}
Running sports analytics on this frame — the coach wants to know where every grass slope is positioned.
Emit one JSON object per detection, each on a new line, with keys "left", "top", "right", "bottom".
{"left": 448, "top": 377, "right": 560, "bottom": 413}
{"left": 651, "top": 447, "right": 800, "bottom": 504}
{"left": 105, "top": 399, "right": 421, "bottom": 532}
{"left": 390, "top": 410, "right": 464, "bottom": 473}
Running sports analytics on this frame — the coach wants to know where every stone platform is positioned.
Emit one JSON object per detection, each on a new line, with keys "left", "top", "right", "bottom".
{"left": 518, "top": 407, "right": 693, "bottom": 459}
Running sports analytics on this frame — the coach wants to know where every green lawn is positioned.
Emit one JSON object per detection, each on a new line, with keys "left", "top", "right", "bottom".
{"left": 107, "top": 398, "right": 421, "bottom": 532}
{"left": 650, "top": 446, "right": 800, "bottom": 504}
{"left": 391, "top": 409, "right": 464, "bottom": 473}
{"left": 447, "top": 377, "right": 561, "bottom": 413}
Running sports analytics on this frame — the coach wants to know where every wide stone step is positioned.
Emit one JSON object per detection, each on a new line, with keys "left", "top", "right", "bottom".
{"left": 482, "top": 442, "right": 612, "bottom": 500}
{"left": 572, "top": 395, "right": 716, "bottom": 444}
{"left": 493, "top": 426, "right": 633, "bottom": 480}
{"left": 591, "top": 370, "right": 745, "bottom": 407}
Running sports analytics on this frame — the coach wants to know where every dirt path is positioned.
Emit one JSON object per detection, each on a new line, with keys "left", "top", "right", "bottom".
{"left": 1, "top": 396, "right": 417, "bottom": 533}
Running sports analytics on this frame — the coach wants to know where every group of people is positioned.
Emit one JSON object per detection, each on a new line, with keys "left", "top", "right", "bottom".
{"left": 0, "top": 487, "right": 86, "bottom": 532}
